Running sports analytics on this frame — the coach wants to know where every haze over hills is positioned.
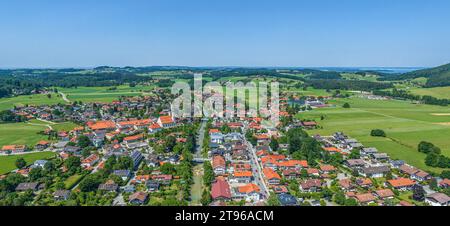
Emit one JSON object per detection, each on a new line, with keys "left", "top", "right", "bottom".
{"left": 378, "top": 63, "right": 450, "bottom": 87}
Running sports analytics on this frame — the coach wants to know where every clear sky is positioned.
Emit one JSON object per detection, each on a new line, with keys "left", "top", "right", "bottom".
{"left": 0, "top": 0, "right": 449, "bottom": 68}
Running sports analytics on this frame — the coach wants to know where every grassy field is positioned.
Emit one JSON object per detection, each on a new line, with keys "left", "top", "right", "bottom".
{"left": 58, "top": 85, "right": 155, "bottom": 103}
{"left": 285, "top": 87, "right": 331, "bottom": 96}
{"left": 0, "top": 120, "right": 79, "bottom": 148}
{"left": 297, "top": 97, "right": 450, "bottom": 174}
{"left": 410, "top": 86, "right": 450, "bottom": 99}
{"left": 0, "top": 151, "right": 55, "bottom": 175}
{"left": 0, "top": 122, "right": 50, "bottom": 147}
{"left": 64, "top": 174, "right": 84, "bottom": 189}
{"left": 28, "top": 119, "right": 79, "bottom": 131}
{"left": 0, "top": 93, "right": 65, "bottom": 111}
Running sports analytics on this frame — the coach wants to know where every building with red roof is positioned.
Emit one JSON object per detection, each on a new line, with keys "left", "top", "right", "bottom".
{"left": 211, "top": 177, "right": 231, "bottom": 200}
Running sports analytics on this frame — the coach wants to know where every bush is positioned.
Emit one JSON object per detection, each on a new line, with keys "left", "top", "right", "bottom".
{"left": 342, "top": 103, "right": 351, "bottom": 108}
{"left": 370, "top": 129, "right": 386, "bottom": 137}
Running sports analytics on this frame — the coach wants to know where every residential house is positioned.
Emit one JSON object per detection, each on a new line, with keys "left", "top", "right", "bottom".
{"left": 1, "top": 145, "right": 26, "bottom": 153}
{"left": 263, "top": 168, "right": 281, "bottom": 185}
{"left": 129, "top": 191, "right": 148, "bottom": 205}
{"left": 32, "top": 160, "right": 48, "bottom": 169}
{"left": 387, "top": 178, "right": 416, "bottom": 191}
{"left": 374, "top": 189, "right": 395, "bottom": 200}
{"left": 35, "top": 140, "right": 50, "bottom": 150}
{"left": 53, "top": 190, "right": 71, "bottom": 201}
{"left": 152, "top": 174, "right": 173, "bottom": 185}
{"left": 232, "top": 171, "right": 253, "bottom": 183}
{"left": 360, "top": 147, "right": 378, "bottom": 157}
{"left": 212, "top": 155, "right": 226, "bottom": 175}
{"left": 157, "top": 115, "right": 176, "bottom": 128}
{"left": 113, "top": 170, "right": 132, "bottom": 181}
{"left": 339, "top": 179, "right": 354, "bottom": 191}
{"left": 211, "top": 177, "right": 232, "bottom": 201}
{"left": 146, "top": 181, "right": 160, "bottom": 192}
{"left": 359, "top": 166, "right": 390, "bottom": 178}
{"left": 81, "top": 154, "right": 99, "bottom": 168}
{"left": 278, "top": 193, "right": 298, "bottom": 206}
{"left": 300, "top": 179, "right": 324, "bottom": 192}
{"left": 98, "top": 181, "right": 119, "bottom": 192}
{"left": 355, "top": 193, "right": 376, "bottom": 205}
{"left": 87, "top": 120, "right": 116, "bottom": 131}
{"left": 16, "top": 182, "right": 40, "bottom": 192}
{"left": 345, "top": 159, "right": 366, "bottom": 169}
{"left": 235, "top": 183, "right": 261, "bottom": 202}
{"left": 390, "top": 160, "right": 405, "bottom": 169}
{"left": 130, "top": 151, "right": 143, "bottom": 169}
{"left": 425, "top": 193, "right": 450, "bottom": 206}
{"left": 412, "top": 170, "right": 431, "bottom": 182}
{"left": 320, "top": 165, "right": 336, "bottom": 174}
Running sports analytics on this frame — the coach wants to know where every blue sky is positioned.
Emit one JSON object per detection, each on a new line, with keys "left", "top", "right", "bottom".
{"left": 0, "top": 0, "right": 449, "bottom": 68}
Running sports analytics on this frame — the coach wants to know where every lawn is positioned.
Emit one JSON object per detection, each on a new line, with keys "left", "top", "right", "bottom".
{"left": 0, "top": 151, "right": 55, "bottom": 175}
{"left": 64, "top": 174, "right": 84, "bottom": 189}
{"left": 0, "top": 122, "right": 49, "bottom": 147}
{"left": 58, "top": 85, "right": 155, "bottom": 103}
{"left": 0, "top": 93, "right": 65, "bottom": 111}
{"left": 297, "top": 97, "right": 450, "bottom": 174}
{"left": 410, "top": 86, "right": 450, "bottom": 99}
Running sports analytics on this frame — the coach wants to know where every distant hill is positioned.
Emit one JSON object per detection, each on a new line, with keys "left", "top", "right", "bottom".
{"left": 379, "top": 63, "right": 450, "bottom": 87}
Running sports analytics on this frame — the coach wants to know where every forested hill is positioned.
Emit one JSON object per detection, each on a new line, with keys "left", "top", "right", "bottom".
{"left": 379, "top": 63, "right": 450, "bottom": 87}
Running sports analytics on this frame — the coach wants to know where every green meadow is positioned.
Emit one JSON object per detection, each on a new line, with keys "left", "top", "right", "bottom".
{"left": 297, "top": 97, "right": 450, "bottom": 174}
{"left": 410, "top": 86, "right": 450, "bottom": 99}
{"left": 285, "top": 87, "right": 331, "bottom": 97}
{"left": 0, "top": 151, "right": 55, "bottom": 175}
{"left": 0, "top": 120, "right": 77, "bottom": 148}
{"left": 58, "top": 84, "right": 155, "bottom": 103}
{"left": 0, "top": 123, "right": 50, "bottom": 147}
{"left": 0, "top": 93, "right": 65, "bottom": 111}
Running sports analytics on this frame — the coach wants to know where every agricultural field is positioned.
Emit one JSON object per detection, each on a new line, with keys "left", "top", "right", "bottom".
{"left": 297, "top": 96, "right": 450, "bottom": 174}
{"left": 409, "top": 86, "right": 450, "bottom": 99}
{"left": 58, "top": 84, "right": 155, "bottom": 103}
{"left": 0, "top": 151, "right": 55, "bottom": 174}
{"left": 0, "top": 122, "right": 50, "bottom": 147}
{"left": 28, "top": 119, "right": 79, "bottom": 132}
{"left": 0, "top": 93, "right": 65, "bottom": 111}
{"left": 285, "top": 87, "right": 331, "bottom": 97}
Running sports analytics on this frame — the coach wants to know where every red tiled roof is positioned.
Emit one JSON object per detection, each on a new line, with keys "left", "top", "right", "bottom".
{"left": 375, "top": 189, "right": 395, "bottom": 198}
{"left": 234, "top": 171, "right": 252, "bottom": 178}
{"left": 263, "top": 168, "right": 281, "bottom": 180}
{"left": 238, "top": 183, "right": 260, "bottom": 194}
{"left": 388, "top": 178, "right": 416, "bottom": 188}
{"left": 159, "top": 116, "right": 174, "bottom": 124}
{"left": 320, "top": 165, "right": 336, "bottom": 172}
{"left": 212, "top": 155, "right": 226, "bottom": 169}
{"left": 355, "top": 193, "right": 376, "bottom": 203}
{"left": 88, "top": 121, "right": 116, "bottom": 130}
{"left": 124, "top": 134, "right": 144, "bottom": 141}
{"left": 211, "top": 177, "right": 231, "bottom": 199}
{"left": 1, "top": 145, "right": 25, "bottom": 151}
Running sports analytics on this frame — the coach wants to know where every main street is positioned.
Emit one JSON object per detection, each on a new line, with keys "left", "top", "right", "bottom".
{"left": 246, "top": 138, "right": 270, "bottom": 199}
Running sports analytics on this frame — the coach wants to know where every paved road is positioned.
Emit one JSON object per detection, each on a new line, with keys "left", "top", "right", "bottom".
{"left": 246, "top": 139, "right": 270, "bottom": 199}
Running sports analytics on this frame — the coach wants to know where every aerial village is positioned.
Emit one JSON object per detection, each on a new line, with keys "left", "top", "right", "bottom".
{"left": 1, "top": 88, "right": 449, "bottom": 207}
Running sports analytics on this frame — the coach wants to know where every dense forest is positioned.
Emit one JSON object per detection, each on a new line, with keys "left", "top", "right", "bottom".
{"left": 378, "top": 63, "right": 450, "bottom": 87}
